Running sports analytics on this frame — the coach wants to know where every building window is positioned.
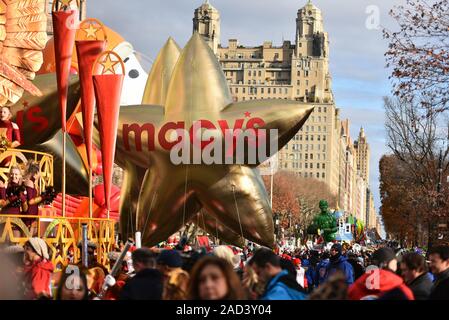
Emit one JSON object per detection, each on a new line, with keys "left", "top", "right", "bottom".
{"left": 310, "top": 154, "right": 313, "bottom": 160}
{"left": 305, "top": 70, "right": 309, "bottom": 77}
{"left": 322, "top": 172, "right": 325, "bottom": 178}
{"left": 323, "top": 135, "right": 326, "bottom": 141}
{"left": 235, "top": 88, "right": 239, "bottom": 93}
{"left": 324, "top": 107, "right": 327, "bottom": 113}
{"left": 305, "top": 135, "right": 308, "bottom": 141}
{"left": 306, "top": 80, "right": 309, "bottom": 86}
{"left": 242, "top": 97, "right": 246, "bottom": 101}
{"left": 305, "top": 172, "right": 308, "bottom": 178}
{"left": 305, "top": 163, "right": 308, "bottom": 169}
{"left": 297, "top": 71, "right": 300, "bottom": 76}
{"left": 258, "top": 71, "right": 262, "bottom": 77}
{"left": 317, "top": 135, "right": 321, "bottom": 141}
{"left": 284, "top": 88, "right": 288, "bottom": 94}
{"left": 322, "top": 163, "right": 326, "bottom": 169}
{"left": 243, "top": 88, "right": 246, "bottom": 94}
{"left": 297, "top": 89, "right": 300, "bottom": 95}
{"left": 316, "top": 172, "right": 320, "bottom": 179}
{"left": 317, "top": 154, "right": 320, "bottom": 159}
{"left": 318, "top": 107, "right": 321, "bottom": 112}
{"left": 310, "top": 135, "right": 314, "bottom": 141}
{"left": 310, "top": 163, "right": 313, "bottom": 169}
{"left": 273, "top": 88, "right": 277, "bottom": 94}
{"left": 268, "top": 88, "right": 271, "bottom": 94}
{"left": 317, "top": 163, "right": 320, "bottom": 169}
{"left": 305, "top": 154, "right": 308, "bottom": 160}
{"left": 261, "top": 88, "right": 264, "bottom": 94}
{"left": 248, "top": 71, "right": 251, "bottom": 76}
{"left": 253, "top": 71, "right": 256, "bottom": 76}
{"left": 297, "top": 80, "right": 300, "bottom": 85}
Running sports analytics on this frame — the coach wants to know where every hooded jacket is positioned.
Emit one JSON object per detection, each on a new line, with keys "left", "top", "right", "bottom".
{"left": 23, "top": 258, "right": 54, "bottom": 299}
{"left": 348, "top": 269, "right": 414, "bottom": 300}
{"left": 326, "top": 255, "right": 354, "bottom": 285}
{"left": 261, "top": 270, "right": 307, "bottom": 300}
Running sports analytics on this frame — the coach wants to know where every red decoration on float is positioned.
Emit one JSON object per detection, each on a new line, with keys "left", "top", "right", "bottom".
{"left": 52, "top": 8, "right": 79, "bottom": 131}
{"left": 76, "top": 40, "right": 106, "bottom": 166}
{"left": 93, "top": 51, "right": 124, "bottom": 213}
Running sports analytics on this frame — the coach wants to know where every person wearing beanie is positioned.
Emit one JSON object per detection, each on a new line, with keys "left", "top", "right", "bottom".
{"left": 348, "top": 247, "right": 414, "bottom": 300}
{"left": 315, "top": 252, "right": 330, "bottom": 287}
{"left": 23, "top": 238, "right": 54, "bottom": 299}
{"left": 325, "top": 243, "right": 354, "bottom": 285}
{"left": 156, "top": 249, "right": 189, "bottom": 300}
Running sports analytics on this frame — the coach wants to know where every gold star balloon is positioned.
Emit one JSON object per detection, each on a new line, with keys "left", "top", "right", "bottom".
{"left": 113, "top": 33, "right": 313, "bottom": 248}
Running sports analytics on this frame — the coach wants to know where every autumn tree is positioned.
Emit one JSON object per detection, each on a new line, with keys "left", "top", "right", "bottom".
{"left": 383, "top": 96, "right": 449, "bottom": 247}
{"left": 263, "top": 170, "right": 337, "bottom": 238}
{"left": 384, "top": 0, "right": 449, "bottom": 112}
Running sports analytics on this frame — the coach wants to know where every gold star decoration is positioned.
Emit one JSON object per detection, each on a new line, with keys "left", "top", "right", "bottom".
{"left": 100, "top": 54, "right": 119, "bottom": 74}
{"left": 112, "top": 34, "right": 314, "bottom": 248}
{"left": 83, "top": 23, "right": 99, "bottom": 39}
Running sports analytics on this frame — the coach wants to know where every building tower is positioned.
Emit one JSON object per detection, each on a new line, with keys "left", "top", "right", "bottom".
{"left": 193, "top": 0, "right": 221, "bottom": 54}
{"left": 354, "top": 127, "right": 370, "bottom": 182}
{"left": 292, "top": 1, "right": 332, "bottom": 102}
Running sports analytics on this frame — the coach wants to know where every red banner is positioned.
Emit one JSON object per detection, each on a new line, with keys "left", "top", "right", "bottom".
{"left": 52, "top": 10, "right": 78, "bottom": 131}
{"left": 93, "top": 74, "right": 124, "bottom": 211}
{"left": 75, "top": 40, "right": 106, "bottom": 166}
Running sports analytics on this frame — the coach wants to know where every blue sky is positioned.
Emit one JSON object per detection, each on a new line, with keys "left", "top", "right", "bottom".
{"left": 88, "top": 0, "right": 404, "bottom": 219}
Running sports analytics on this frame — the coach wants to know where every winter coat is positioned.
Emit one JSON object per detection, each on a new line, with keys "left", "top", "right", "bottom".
{"left": 326, "top": 255, "right": 354, "bottom": 285}
{"left": 408, "top": 273, "right": 433, "bottom": 300}
{"left": 23, "top": 259, "right": 54, "bottom": 299}
{"left": 429, "top": 269, "right": 449, "bottom": 300}
{"left": 348, "top": 269, "right": 414, "bottom": 300}
{"left": 261, "top": 270, "right": 307, "bottom": 300}
{"left": 119, "top": 268, "right": 163, "bottom": 300}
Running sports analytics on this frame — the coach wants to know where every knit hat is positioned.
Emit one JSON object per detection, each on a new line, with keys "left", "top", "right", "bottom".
{"left": 293, "top": 258, "right": 301, "bottom": 266}
{"left": 371, "top": 247, "right": 396, "bottom": 267}
{"left": 156, "top": 249, "right": 183, "bottom": 268}
{"left": 27, "top": 238, "right": 49, "bottom": 260}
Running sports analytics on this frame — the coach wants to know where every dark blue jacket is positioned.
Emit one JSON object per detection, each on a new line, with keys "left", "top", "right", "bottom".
{"left": 261, "top": 270, "right": 307, "bottom": 300}
{"left": 326, "top": 255, "right": 354, "bottom": 285}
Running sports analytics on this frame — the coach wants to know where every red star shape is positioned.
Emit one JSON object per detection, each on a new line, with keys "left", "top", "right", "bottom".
{"left": 244, "top": 111, "right": 251, "bottom": 118}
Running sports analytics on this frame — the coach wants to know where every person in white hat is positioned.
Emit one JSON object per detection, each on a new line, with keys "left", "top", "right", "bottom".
{"left": 23, "top": 238, "right": 54, "bottom": 299}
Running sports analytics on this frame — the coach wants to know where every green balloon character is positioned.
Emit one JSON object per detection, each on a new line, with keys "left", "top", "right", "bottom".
{"left": 307, "top": 200, "right": 338, "bottom": 242}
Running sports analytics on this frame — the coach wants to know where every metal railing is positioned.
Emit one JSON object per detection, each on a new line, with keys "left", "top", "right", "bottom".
{"left": 0, "top": 215, "right": 115, "bottom": 271}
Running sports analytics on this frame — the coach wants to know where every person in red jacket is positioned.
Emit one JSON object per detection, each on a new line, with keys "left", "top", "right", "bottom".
{"left": 23, "top": 238, "right": 54, "bottom": 300}
{"left": 348, "top": 247, "right": 414, "bottom": 300}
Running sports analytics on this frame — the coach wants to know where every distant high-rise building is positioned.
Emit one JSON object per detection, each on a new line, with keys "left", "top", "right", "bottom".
{"left": 354, "top": 127, "right": 370, "bottom": 182}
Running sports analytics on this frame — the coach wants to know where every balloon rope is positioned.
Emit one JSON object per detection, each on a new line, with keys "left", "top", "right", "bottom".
{"left": 182, "top": 167, "right": 188, "bottom": 227}
{"left": 232, "top": 185, "right": 244, "bottom": 240}
{"left": 215, "top": 218, "right": 219, "bottom": 244}
{"left": 141, "top": 192, "right": 157, "bottom": 239}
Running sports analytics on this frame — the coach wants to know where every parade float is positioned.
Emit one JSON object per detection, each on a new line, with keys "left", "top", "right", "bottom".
{"left": 0, "top": 0, "right": 315, "bottom": 270}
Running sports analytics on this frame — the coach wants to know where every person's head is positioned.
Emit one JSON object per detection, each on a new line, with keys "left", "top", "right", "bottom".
{"left": 8, "top": 166, "right": 22, "bottom": 185}
{"left": 56, "top": 265, "right": 89, "bottom": 300}
{"left": 371, "top": 247, "right": 398, "bottom": 272}
{"left": 188, "top": 256, "right": 245, "bottom": 300}
{"left": 248, "top": 248, "right": 282, "bottom": 283}
{"left": 293, "top": 258, "right": 302, "bottom": 268}
{"left": 428, "top": 246, "right": 449, "bottom": 275}
{"left": 156, "top": 249, "right": 183, "bottom": 276}
{"left": 132, "top": 248, "right": 156, "bottom": 273}
{"left": 1, "top": 106, "right": 12, "bottom": 122}
{"left": 25, "top": 161, "right": 40, "bottom": 181}
{"left": 213, "top": 246, "right": 240, "bottom": 269}
{"left": 330, "top": 243, "right": 342, "bottom": 258}
{"left": 24, "top": 238, "right": 49, "bottom": 263}
{"left": 400, "top": 252, "right": 427, "bottom": 284}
